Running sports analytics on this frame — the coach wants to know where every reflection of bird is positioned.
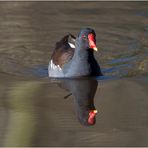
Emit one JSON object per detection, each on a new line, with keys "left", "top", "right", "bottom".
{"left": 59, "top": 78, "right": 98, "bottom": 126}
{"left": 48, "top": 28, "right": 102, "bottom": 78}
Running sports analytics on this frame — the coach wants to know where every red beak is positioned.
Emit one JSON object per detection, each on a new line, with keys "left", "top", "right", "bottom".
{"left": 88, "top": 110, "right": 97, "bottom": 124}
{"left": 88, "top": 33, "right": 98, "bottom": 51}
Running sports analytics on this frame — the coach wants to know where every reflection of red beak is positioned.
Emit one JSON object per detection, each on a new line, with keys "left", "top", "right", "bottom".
{"left": 88, "top": 33, "right": 98, "bottom": 51}
{"left": 88, "top": 110, "right": 98, "bottom": 124}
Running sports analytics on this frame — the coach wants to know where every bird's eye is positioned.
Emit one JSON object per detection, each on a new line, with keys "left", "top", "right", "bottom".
{"left": 82, "top": 34, "right": 87, "bottom": 40}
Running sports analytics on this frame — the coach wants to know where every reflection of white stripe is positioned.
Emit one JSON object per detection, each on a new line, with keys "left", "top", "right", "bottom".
{"left": 50, "top": 60, "right": 62, "bottom": 71}
{"left": 68, "top": 42, "right": 75, "bottom": 48}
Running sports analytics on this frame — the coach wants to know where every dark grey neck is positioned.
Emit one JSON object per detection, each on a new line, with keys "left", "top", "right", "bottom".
{"left": 73, "top": 38, "right": 90, "bottom": 60}
{"left": 65, "top": 44, "right": 91, "bottom": 77}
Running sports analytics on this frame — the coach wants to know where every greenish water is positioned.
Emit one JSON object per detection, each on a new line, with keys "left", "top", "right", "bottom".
{"left": 0, "top": 1, "right": 148, "bottom": 147}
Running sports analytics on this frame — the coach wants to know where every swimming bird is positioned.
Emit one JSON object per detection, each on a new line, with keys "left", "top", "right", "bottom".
{"left": 48, "top": 28, "right": 102, "bottom": 78}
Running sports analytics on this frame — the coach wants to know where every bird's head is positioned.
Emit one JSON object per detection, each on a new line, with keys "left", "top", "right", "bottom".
{"left": 77, "top": 28, "right": 98, "bottom": 51}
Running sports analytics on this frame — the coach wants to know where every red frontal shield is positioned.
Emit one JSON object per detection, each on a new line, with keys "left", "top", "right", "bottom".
{"left": 88, "top": 33, "right": 98, "bottom": 51}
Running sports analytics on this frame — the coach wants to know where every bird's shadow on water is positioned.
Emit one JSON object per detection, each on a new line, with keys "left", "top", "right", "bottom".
{"left": 51, "top": 77, "right": 99, "bottom": 126}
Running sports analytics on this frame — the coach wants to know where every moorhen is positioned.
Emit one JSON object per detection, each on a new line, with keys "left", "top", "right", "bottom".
{"left": 48, "top": 28, "right": 102, "bottom": 78}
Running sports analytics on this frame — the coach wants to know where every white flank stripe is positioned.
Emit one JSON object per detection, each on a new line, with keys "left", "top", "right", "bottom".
{"left": 68, "top": 42, "right": 75, "bottom": 48}
{"left": 50, "top": 60, "right": 62, "bottom": 71}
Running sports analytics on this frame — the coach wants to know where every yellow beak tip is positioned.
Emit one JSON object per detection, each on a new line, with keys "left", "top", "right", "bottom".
{"left": 93, "top": 47, "right": 98, "bottom": 51}
{"left": 93, "top": 110, "right": 98, "bottom": 113}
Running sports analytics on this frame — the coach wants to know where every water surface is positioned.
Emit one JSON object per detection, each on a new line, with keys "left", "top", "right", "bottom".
{"left": 0, "top": 1, "right": 148, "bottom": 147}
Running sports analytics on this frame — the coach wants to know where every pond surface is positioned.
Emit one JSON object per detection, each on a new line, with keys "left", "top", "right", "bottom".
{"left": 0, "top": 1, "right": 148, "bottom": 147}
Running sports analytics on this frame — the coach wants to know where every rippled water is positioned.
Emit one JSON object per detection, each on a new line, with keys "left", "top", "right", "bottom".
{"left": 0, "top": 1, "right": 148, "bottom": 147}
